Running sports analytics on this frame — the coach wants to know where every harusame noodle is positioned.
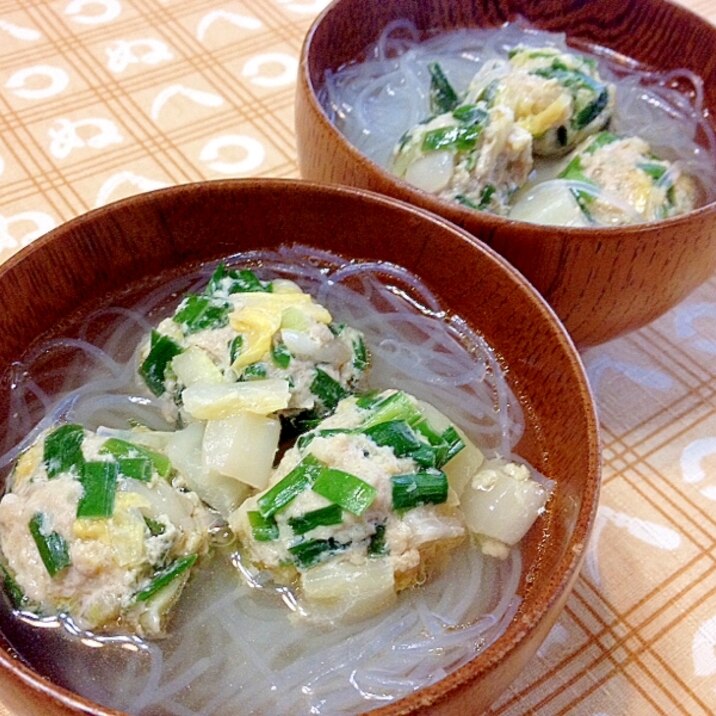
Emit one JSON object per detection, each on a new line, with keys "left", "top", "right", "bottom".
{"left": 320, "top": 20, "right": 716, "bottom": 224}
{"left": 0, "top": 245, "right": 541, "bottom": 714}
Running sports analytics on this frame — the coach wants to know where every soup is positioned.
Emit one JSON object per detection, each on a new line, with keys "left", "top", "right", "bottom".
{"left": 0, "top": 245, "right": 550, "bottom": 714}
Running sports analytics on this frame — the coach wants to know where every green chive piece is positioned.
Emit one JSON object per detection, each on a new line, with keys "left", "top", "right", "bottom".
{"left": 28, "top": 513, "right": 71, "bottom": 577}
{"left": 310, "top": 368, "right": 349, "bottom": 412}
{"left": 368, "top": 523, "right": 388, "bottom": 556}
{"left": 144, "top": 516, "right": 166, "bottom": 537}
{"left": 288, "top": 538, "right": 341, "bottom": 569}
{"left": 0, "top": 562, "right": 27, "bottom": 608}
{"left": 288, "top": 504, "right": 343, "bottom": 535}
{"left": 585, "top": 131, "right": 617, "bottom": 154}
{"left": 77, "top": 461, "right": 118, "bottom": 518}
{"left": 363, "top": 420, "right": 423, "bottom": 457}
{"left": 452, "top": 103, "right": 488, "bottom": 126}
{"left": 312, "top": 468, "right": 377, "bottom": 516}
{"left": 117, "top": 457, "right": 153, "bottom": 482}
{"left": 248, "top": 511, "right": 279, "bottom": 541}
{"left": 638, "top": 161, "right": 668, "bottom": 182}
{"left": 258, "top": 454, "right": 324, "bottom": 518}
{"left": 135, "top": 554, "right": 197, "bottom": 602}
{"left": 140, "top": 331, "right": 183, "bottom": 396}
{"left": 422, "top": 124, "right": 481, "bottom": 153}
{"left": 360, "top": 391, "right": 422, "bottom": 430}
{"left": 391, "top": 471, "right": 449, "bottom": 510}
{"left": 101, "top": 437, "right": 172, "bottom": 478}
{"left": 241, "top": 362, "right": 268, "bottom": 380}
{"left": 174, "top": 295, "right": 230, "bottom": 335}
{"left": 428, "top": 61, "right": 459, "bottom": 113}
{"left": 296, "top": 428, "right": 353, "bottom": 451}
{"left": 43, "top": 424, "right": 85, "bottom": 478}
{"left": 573, "top": 87, "right": 609, "bottom": 129}
{"left": 440, "top": 426, "right": 465, "bottom": 465}
{"left": 206, "top": 264, "right": 270, "bottom": 295}
{"left": 352, "top": 336, "right": 368, "bottom": 371}
{"left": 229, "top": 335, "right": 244, "bottom": 364}
{"left": 271, "top": 342, "right": 292, "bottom": 369}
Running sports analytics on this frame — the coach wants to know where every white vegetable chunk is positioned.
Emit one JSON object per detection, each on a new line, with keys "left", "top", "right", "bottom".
{"left": 460, "top": 459, "right": 548, "bottom": 546}
{"left": 301, "top": 558, "right": 397, "bottom": 622}
{"left": 509, "top": 181, "right": 591, "bottom": 226}
{"left": 165, "top": 423, "right": 251, "bottom": 517}
{"left": 182, "top": 379, "right": 290, "bottom": 419}
{"left": 171, "top": 346, "right": 223, "bottom": 387}
{"left": 404, "top": 150, "right": 454, "bottom": 193}
{"left": 202, "top": 413, "right": 280, "bottom": 490}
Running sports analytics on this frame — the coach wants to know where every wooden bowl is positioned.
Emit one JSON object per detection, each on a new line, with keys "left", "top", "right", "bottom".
{"left": 0, "top": 179, "right": 600, "bottom": 715}
{"left": 295, "top": 0, "right": 716, "bottom": 346}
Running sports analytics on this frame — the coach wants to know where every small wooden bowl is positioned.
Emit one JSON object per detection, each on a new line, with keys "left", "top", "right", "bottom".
{"left": 0, "top": 180, "right": 600, "bottom": 715}
{"left": 295, "top": 0, "right": 716, "bottom": 346}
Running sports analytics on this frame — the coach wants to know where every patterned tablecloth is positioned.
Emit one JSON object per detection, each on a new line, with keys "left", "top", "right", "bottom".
{"left": 0, "top": 1, "right": 714, "bottom": 715}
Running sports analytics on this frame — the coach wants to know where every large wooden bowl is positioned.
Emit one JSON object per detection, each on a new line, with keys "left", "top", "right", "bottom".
{"left": 0, "top": 180, "right": 600, "bottom": 715}
{"left": 295, "top": 0, "right": 716, "bottom": 346}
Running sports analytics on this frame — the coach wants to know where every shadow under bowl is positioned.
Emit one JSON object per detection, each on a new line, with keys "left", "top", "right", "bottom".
{"left": 295, "top": 0, "right": 716, "bottom": 346}
{"left": 0, "top": 179, "right": 600, "bottom": 715}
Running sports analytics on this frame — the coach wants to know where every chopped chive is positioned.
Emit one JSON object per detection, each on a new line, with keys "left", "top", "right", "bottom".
{"left": 257, "top": 454, "right": 324, "bottom": 518}
{"left": 573, "top": 87, "right": 609, "bottom": 129}
{"left": 477, "top": 184, "right": 495, "bottom": 210}
{"left": 28, "top": 513, "right": 71, "bottom": 577}
{"left": 585, "top": 131, "right": 618, "bottom": 154}
{"left": 638, "top": 161, "right": 668, "bottom": 182}
{"left": 452, "top": 103, "right": 488, "bottom": 126}
{"left": 144, "top": 516, "right": 166, "bottom": 537}
{"left": 135, "top": 554, "right": 197, "bottom": 602}
{"left": 440, "top": 426, "right": 465, "bottom": 465}
{"left": 43, "top": 424, "right": 85, "bottom": 478}
{"left": 288, "top": 504, "right": 343, "bottom": 536}
{"left": 359, "top": 391, "right": 423, "bottom": 429}
{"left": 391, "top": 471, "right": 448, "bottom": 510}
{"left": 428, "top": 61, "right": 459, "bottom": 113}
{"left": 101, "top": 437, "right": 172, "bottom": 478}
{"left": 229, "top": 335, "right": 244, "bottom": 364}
{"left": 271, "top": 342, "right": 292, "bottom": 369}
{"left": 117, "top": 457, "right": 153, "bottom": 482}
{"left": 288, "top": 538, "right": 342, "bottom": 569}
{"left": 206, "top": 264, "right": 270, "bottom": 295}
{"left": 352, "top": 336, "right": 368, "bottom": 371}
{"left": 310, "top": 368, "right": 349, "bottom": 412}
{"left": 140, "top": 331, "right": 183, "bottom": 396}
{"left": 368, "top": 523, "right": 388, "bottom": 556}
{"left": 422, "top": 124, "right": 481, "bottom": 153}
{"left": 77, "top": 461, "right": 118, "bottom": 518}
{"left": 363, "top": 420, "right": 422, "bottom": 457}
{"left": 248, "top": 511, "right": 279, "bottom": 541}
{"left": 312, "top": 468, "right": 377, "bottom": 516}
{"left": 0, "top": 562, "right": 27, "bottom": 608}
{"left": 174, "top": 295, "right": 230, "bottom": 335}
{"left": 241, "top": 362, "right": 268, "bottom": 380}
{"left": 455, "top": 194, "right": 480, "bottom": 210}
{"left": 296, "top": 427, "right": 353, "bottom": 451}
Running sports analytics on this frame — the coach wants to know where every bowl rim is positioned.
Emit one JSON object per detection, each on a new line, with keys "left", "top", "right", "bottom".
{"left": 298, "top": 0, "right": 716, "bottom": 239}
{"left": 0, "top": 178, "right": 602, "bottom": 715}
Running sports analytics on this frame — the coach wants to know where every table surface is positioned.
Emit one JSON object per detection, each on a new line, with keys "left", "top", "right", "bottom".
{"left": 0, "top": 1, "right": 715, "bottom": 715}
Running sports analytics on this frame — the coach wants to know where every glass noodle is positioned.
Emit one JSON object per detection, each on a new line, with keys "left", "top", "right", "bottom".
{"left": 320, "top": 18, "right": 716, "bottom": 206}
{"left": 0, "top": 245, "right": 531, "bottom": 714}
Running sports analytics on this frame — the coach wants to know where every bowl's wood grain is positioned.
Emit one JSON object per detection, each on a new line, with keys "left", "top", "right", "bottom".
{"left": 0, "top": 180, "right": 600, "bottom": 715}
{"left": 296, "top": 0, "right": 716, "bottom": 346}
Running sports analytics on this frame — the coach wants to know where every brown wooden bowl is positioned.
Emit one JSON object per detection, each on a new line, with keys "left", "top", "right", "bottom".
{"left": 0, "top": 179, "right": 600, "bottom": 715}
{"left": 295, "top": 0, "right": 716, "bottom": 347}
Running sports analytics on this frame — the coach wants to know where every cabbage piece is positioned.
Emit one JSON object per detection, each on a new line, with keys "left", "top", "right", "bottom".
{"left": 182, "top": 379, "right": 291, "bottom": 419}
{"left": 202, "top": 413, "right": 280, "bottom": 490}
{"left": 460, "top": 458, "right": 548, "bottom": 548}
{"left": 300, "top": 557, "right": 397, "bottom": 622}
{"left": 164, "top": 423, "right": 251, "bottom": 518}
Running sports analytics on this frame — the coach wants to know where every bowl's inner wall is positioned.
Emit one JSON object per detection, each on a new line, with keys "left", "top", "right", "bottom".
{"left": 0, "top": 181, "right": 599, "bottom": 708}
